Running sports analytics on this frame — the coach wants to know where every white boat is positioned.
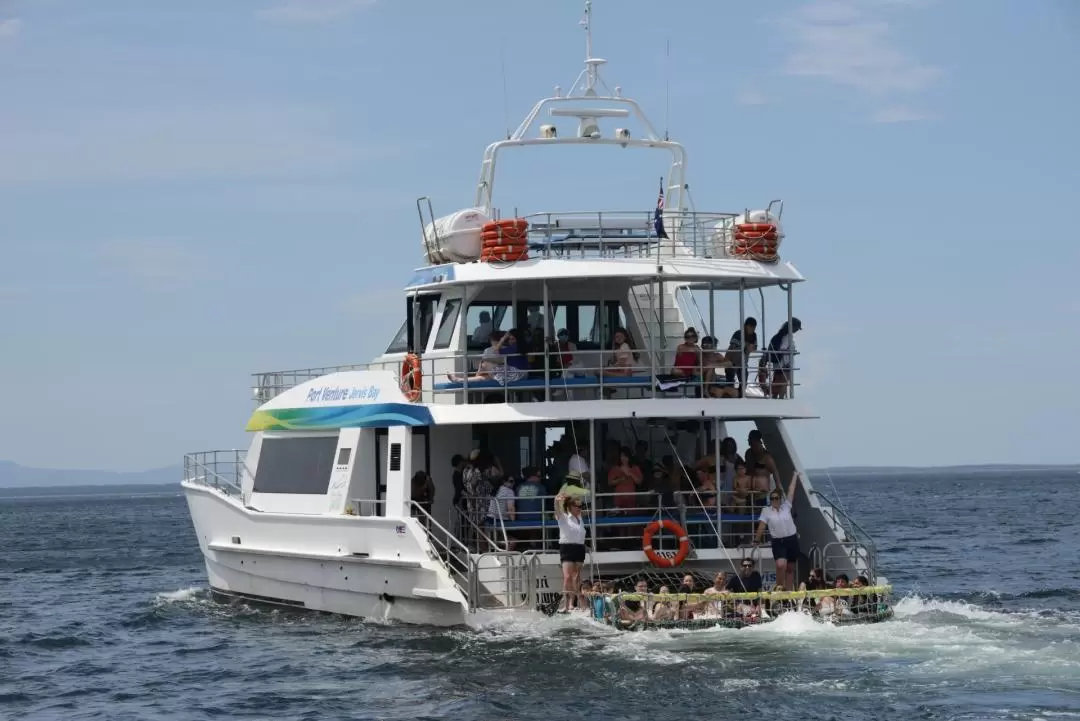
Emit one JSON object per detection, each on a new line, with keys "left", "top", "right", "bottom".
{"left": 181, "top": 1, "right": 883, "bottom": 627}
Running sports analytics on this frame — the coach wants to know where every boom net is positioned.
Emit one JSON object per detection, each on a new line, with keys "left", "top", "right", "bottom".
{"left": 589, "top": 586, "right": 894, "bottom": 631}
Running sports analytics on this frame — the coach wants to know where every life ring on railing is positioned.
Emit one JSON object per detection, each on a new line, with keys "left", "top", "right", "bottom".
{"left": 400, "top": 353, "right": 422, "bottom": 402}
{"left": 642, "top": 519, "right": 691, "bottom": 568}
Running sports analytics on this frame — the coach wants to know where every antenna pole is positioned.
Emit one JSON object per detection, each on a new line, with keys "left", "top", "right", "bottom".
{"left": 581, "top": 0, "right": 595, "bottom": 91}
{"left": 664, "top": 37, "right": 671, "bottom": 141}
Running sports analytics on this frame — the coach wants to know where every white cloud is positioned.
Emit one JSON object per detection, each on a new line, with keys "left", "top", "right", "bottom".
{"left": 0, "top": 104, "right": 395, "bottom": 185}
{"left": 0, "top": 17, "right": 20, "bottom": 36}
{"left": 778, "top": 0, "right": 940, "bottom": 120}
{"left": 258, "top": 0, "right": 375, "bottom": 24}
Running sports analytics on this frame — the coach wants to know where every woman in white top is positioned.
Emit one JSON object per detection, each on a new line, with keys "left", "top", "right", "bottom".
{"left": 753, "top": 470, "right": 801, "bottom": 591}
{"left": 554, "top": 492, "right": 588, "bottom": 612}
{"left": 601, "top": 327, "right": 637, "bottom": 377}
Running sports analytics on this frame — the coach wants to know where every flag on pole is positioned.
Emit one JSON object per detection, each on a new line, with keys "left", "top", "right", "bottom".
{"left": 654, "top": 178, "right": 669, "bottom": 239}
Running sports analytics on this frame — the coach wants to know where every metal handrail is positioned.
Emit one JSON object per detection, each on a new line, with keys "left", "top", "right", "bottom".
{"left": 810, "top": 489, "right": 877, "bottom": 553}
{"left": 183, "top": 450, "right": 245, "bottom": 496}
{"left": 408, "top": 501, "right": 474, "bottom": 604}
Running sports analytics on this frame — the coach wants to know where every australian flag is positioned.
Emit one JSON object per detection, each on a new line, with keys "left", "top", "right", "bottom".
{"left": 654, "top": 178, "right": 669, "bottom": 239}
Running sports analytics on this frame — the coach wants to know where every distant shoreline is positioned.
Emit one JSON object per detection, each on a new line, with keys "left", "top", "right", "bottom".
{"left": 1, "top": 463, "right": 1077, "bottom": 494}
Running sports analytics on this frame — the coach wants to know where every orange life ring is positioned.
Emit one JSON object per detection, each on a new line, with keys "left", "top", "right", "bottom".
{"left": 642, "top": 519, "right": 691, "bottom": 568}
{"left": 400, "top": 353, "right": 421, "bottom": 402}
{"left": 481, "top": 231, "right": 528, "bottom": 243}
{"left": 735, "top": 223, "right": 777, "bottom": 233}
{"left": 481, "top": 244, "right": 528, "bottom": 255}
{"left": 482, "top": 218, "right": 529, "bottom": 233}
{"left": 734, "top": 231, "right": 779, "bottom": 242}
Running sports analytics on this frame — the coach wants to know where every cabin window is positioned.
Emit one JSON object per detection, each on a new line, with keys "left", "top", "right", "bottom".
{"left": 432, "top": 298, "right": 461, "bottom": 350}
{"left": 385, "top": 294, "right": 440, "bottom": 354}
{"left": 465, "top": 302, "right": 512, "bottom": 350}
{"left": 252, "top": 436, "right": 339, "bottom": 495}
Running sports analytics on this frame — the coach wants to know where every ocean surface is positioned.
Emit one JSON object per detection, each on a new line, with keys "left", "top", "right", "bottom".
{"left": 2, "top": 468, "right": 1078, "bottom": 721}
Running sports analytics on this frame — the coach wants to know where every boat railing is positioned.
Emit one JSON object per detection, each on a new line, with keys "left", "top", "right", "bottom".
{"left": 515, "top": 209, "right": 766, "bottom": 262}
{"left": 183, "top": 449, "right": 247, "bottom": 497}
{"left": 406, "top": 500, "right": 475, "bottom": 604}
{"left": 427, "top": 347, "right": 798, "bottom": 404}
{"left": 810, "top": 489, "right": 878, "bottom": 580}
{"left": 249, "top": 345, "right": 799, "bottom": 405}
{"left": 462, "top": 489, "right": 775, "bottom": 557}
{"left": 470, "top": 550, "right": 539, "bottom": 611}
{"left": 252, "top": 364, "right": 369, "bottom": 404}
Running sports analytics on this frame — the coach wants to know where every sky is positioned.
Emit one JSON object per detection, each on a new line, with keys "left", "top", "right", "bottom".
{"left": 1, "top": 0, "right": 1078, "bottom": 472}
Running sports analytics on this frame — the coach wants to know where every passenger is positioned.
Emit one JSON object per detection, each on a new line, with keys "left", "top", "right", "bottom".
{"left": 671, "top": 327, "right": 702, "bottom": 378}
{"left": 471, "top": 310, "right": 493, "bottom": 346}
{"left": 463, "top": 449, "right": 493, "bottom": 549}
{"left": 650, "top": 585, "right": 676, "bottom": 621}
{"left": 745, "top": 430, "right": 781, "bottom": 500}
{"left": 851, "top": 575, "right": 874, "bottom": 614}
{"left": 632, "top": 440, "right": 654, "bottom": 480}
{"left": 447, "top": 331, "right": 503, "bottom": 383}
{"left": 607, "top": 446, "right": 643, "bottom": 512}
{"left": 590, "top": 581, "right": 609, "bottom": 622}
{"left": 602, "top": 327, "right": 637, "bottom": 377}
{"left": 492, "top": 328, "right": 530, "bottom": 384}
{"left": 763, "top": 317, "right": 802, "bottom": 399}
{"left": 648, "top": 464, "right": 675, "bottom": 508}
{"left": 725, "top": 317, "right": 758, "bottom": 396}
{"left": 410, "top": 470, "right": 435, "bottom": 520}
{"left": 556, "top": 328, "right": 578, "bottom": 368}
{"left": 450, "top": 454, "right": 467, "bottom": 511}
{"left": 717, "top": 437, "right": 743, "bottom": 495}
{"left": 727, "top": 459, "right": 753, "bottom": 544}
{"left": 700, "top": 336, "right": 737, "bottom": 398}
{"left": 701, "top": 572, "right": 729, "bottom": 617}
{"left": 515, "top": 467, "right": 546, "bottom": 549}
{"left": 619, "top": 579, "right": 649, "bottom": 623}
{"left": 568, "top": 444, "right": 590, "bottom": 489}
{"left": 554, "top": 492, "right": 588, "bottom": 612}
{"left": 828, "top": 574, "right": 851, "bottom": 617}
{"left": 726, "top": 558, "right": 764, "bottom": 618}
{"left": 487, "top": 475, "right": 517, "bottom": 549}
{"left": 754, "top": 471, "right": 802, "bottom": 590}
{"left": 798, "top": 566, "right": 828, "bottom": 612}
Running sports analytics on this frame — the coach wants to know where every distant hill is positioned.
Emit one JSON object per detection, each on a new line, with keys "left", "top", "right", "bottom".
{"left": 811, "top": 464, "right": 1080, "bottom": 475}
{"left": 0, "top": 460, "right": 181, "bottom": 489}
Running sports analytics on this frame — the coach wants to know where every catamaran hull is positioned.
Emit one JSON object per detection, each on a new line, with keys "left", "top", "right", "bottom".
{"left": 181, "top": 483, "right": 469, "bottom": 626}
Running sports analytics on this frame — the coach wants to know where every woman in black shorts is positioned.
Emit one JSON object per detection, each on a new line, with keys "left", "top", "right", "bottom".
{"left": 554, "top": 492, "right": 588, "bottom": 612}
{"left": 753, "top": 470, "right": 802, "bottom": 590}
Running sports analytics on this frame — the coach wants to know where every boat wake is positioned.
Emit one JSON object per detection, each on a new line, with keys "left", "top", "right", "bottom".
{"left": 462, "top": 593, "right": 1080, "bottom": 679}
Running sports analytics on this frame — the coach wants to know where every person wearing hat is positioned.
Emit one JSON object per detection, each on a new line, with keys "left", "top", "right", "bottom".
{"left": 558, "top": 470, "right": 590, "bottom": 502}
{"left": 763, "top": 317, "right": 802, "bottom": 399}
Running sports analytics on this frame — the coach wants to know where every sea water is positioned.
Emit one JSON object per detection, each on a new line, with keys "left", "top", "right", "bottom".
{"left": 2, "top": 468, "right": 1078, "bottom": 720}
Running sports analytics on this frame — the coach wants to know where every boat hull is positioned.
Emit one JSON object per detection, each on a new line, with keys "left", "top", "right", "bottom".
{"left": 182, "top": 482, "right": 469, "bottom": 627}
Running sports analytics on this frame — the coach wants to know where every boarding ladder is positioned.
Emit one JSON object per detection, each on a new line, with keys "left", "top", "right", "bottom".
{"left": 410, "top": 502, "right": 539, "bottom": 612}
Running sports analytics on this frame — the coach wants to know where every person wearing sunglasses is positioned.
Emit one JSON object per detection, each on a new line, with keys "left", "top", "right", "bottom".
{"left": 554, "top": 491, "right": 588, "bottom": 612}
{"left": 753, "top": 470, "right": 802, "bottom": 590}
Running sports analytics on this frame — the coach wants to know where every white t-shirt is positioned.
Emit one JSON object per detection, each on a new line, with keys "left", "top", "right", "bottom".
{"left": 568, "top": 454, "right": 589, "bottom": 484}
{"left": 759, "top": 500, "right": 797, "bottom": 539}
{"left": 489, "top": 484, "right": 515, "bottom": 520}
{"left": 557, "top": 511, "right": 587, "bottom": 545}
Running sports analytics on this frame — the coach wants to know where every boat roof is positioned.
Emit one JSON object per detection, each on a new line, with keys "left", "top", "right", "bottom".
{"left": 404, "top": 257, "right": 804, "bottom": 293}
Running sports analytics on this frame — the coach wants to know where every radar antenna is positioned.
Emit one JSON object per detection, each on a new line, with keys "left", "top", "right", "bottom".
{"left": 570, "top": 0, "right": 611, "bottom": 98}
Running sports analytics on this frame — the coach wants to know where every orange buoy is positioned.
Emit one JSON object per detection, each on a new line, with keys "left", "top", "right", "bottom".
{"left": 642, "top": 519, "right": 692, "bottom": 568}
{"left": 400, "top": 353, "right": 422, "bottom": 402}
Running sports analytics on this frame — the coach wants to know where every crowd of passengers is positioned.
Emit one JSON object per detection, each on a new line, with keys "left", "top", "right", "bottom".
{"left": 419, "top": 428, "right": 790, "bottom": 553}
{"left": 448, "top": 315, "right": 803, "bottom": 399}
{"left": 575, "top": 566, "right": 881, "bottom": 625}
